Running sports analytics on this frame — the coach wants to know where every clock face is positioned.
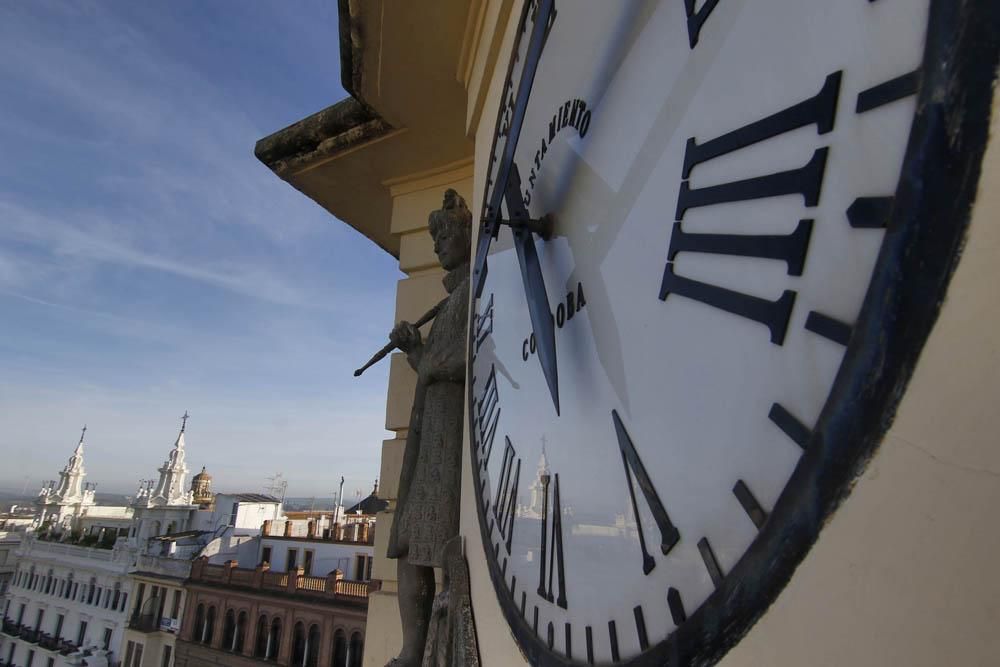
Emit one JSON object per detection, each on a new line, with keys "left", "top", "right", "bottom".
{"left": 467, "top": 0, "right": 994, "bottom": 665}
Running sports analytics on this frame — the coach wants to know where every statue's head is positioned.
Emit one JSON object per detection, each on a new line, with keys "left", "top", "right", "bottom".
{"left": 428, "top": 188, "right": 472, "bottom": 271}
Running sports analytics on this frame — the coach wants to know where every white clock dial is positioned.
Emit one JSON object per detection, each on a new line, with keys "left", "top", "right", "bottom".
{"left": 468, "top": 0, "right": 992, "bottom": 664}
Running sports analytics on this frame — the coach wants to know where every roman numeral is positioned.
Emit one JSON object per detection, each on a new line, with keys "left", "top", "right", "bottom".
{"left": 684, "top": 0, "right": 721, "bottom": 49}
{"left": 612, "top": 410, "right": 680, "bottom": 575}
{"left": 662, "top": 72, "right": 842, "bottom": 346}
{"left": 493, "top": 438, "right": 521, "bottom": 555}
{"left": 475, "top": 366, "right": 500, "bottom": 474}
{"left": 681, "top": 72, "right": 841, "bottom": 180}
{"left": 536, "top": 472, "right": 567, "bottom": 609}
{"left": 474, "top": 293, "right": 495, "bottom": 355}
{"left": 660, "top": 265, "right": 796, "bottom": 345}
{"left": 668, "top": 219, "right": 813, "bottom": 277}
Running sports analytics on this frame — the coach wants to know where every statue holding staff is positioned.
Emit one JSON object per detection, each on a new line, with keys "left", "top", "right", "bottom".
{"left": 384, "top": 189, "right": 472, "bottom": 667}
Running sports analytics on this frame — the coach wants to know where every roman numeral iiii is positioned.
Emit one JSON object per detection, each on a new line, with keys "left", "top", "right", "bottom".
{"left": 660, "top": 72, "right": 842, "bottom": 345}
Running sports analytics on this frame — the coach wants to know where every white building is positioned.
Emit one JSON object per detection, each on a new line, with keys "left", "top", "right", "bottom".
{"left": 0, "top": 534, "right": 22, "bottom": 600}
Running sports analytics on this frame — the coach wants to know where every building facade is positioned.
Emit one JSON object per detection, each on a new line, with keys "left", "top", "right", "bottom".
{"left": 174, "top": 546, "right": 370, "bottom": 667}
{"left": 0, "top": 536, "right": 134, "bottom": 667}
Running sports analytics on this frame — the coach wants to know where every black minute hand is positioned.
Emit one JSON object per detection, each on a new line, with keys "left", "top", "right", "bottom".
{"left": 473, "top": 0, "right": 556, "bottom": 299}
{"left": 506, "top": 163, "right": 560, "bottom": 416}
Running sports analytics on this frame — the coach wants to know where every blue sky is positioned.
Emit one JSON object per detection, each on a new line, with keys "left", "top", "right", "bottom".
{"left": 0, "top": 1, "right": 401, "bottom": 500}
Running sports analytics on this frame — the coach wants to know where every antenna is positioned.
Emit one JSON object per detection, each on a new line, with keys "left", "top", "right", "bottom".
{"left": 264, "top": 472, "right": 287, "bottom": 503}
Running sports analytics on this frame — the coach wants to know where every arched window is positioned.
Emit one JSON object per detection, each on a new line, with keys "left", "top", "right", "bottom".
{"left": 194, "top": 604, "right": 205, "bottom": 642}
{"left": 223, "top": 609, "right": 236, "bottom": 651}
{"left": 331, "top": 630, "right": 347, "bottom": 667}
{"left": 254, "top": 615, "right": 268, "bottom": 657}
{"left": 204, "top": 606, "right": 216, "bottom": 644}
{"left": 292, "top": 622, "right": 306, "bottom": 667}
{"left": 348, "top": 632, "right": 363, "bottom": 667}
{"left": 235, "top": 611, "right": 248, "bottom": 653}
{"left": 306, "top": 625, "right": 320, "bottom": 667}
{"left": 267, "top": 617, "right": 282, "bottom": 661}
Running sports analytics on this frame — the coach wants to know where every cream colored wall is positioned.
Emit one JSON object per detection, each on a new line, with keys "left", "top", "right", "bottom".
{"left": 461, "top": 2, "right": 1000, "bottom": 666}
{"left": 363, "top": 165, "right": 474, "bottom": 667}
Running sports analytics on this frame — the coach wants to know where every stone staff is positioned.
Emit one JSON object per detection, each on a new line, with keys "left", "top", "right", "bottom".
{"left": 353, "top": 298, "right": 448, "bottom": 377}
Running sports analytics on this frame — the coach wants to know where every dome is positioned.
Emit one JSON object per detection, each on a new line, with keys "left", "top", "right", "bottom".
{"left": 193, "top": 466, "right": 212, "bottom": 481}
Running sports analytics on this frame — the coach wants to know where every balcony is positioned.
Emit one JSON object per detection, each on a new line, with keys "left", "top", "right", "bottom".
{"left": 189, "top": 558, "right": 370, "bottom": 603}
{"left": 1, "top": 618, "right": 18, "bottom": 636}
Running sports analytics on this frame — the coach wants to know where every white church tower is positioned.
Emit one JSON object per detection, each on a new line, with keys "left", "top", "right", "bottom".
{"left": 36, "top": 426, "right": 97, "bottom": 529}
{"left": 131, "top": 412, "right": 199, "bottom": 543}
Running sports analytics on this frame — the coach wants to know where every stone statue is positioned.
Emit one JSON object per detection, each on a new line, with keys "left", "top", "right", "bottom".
{"left": 386, "top": 189, "right": 472, "bottom": 667}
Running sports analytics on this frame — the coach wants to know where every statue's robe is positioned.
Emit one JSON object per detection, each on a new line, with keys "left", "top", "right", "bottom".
{"left": 387, "top": 265, "right": 468, "bottom": 568}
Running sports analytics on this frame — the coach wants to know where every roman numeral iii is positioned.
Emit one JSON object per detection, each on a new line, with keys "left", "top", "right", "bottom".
{"left": 661, "top": 72, "right": 842, "bottom": 345}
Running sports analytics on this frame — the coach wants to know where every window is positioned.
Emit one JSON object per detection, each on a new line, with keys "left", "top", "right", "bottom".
{"left": 261, "top": 546, "right": 272, "bottom": 565}
{"left": 332, "top": 630, "right": 347, "bottom": 667}
{"left": 112, "top": 583, "right": 121, "bottom": 610}
{"left": 34, "top": 609, "right": 44, "bottom": 632}
{"left": 267, "top": 618, "right": 281, "bottom": 660}
{"left": 365, "top": 555, "right": 373, "bottom": 581}
{"left": 161, "top": 645, "right": 172, "bottom": 667}
{"left": 124, "top": 641, "right": 135, "bottom": 667}
{"left": 348, "top": 632, "right": 363, "bottom": 667}
{"left": 46, "top": 658, "right": 54, "bottom": 667}
{"left": 287, "top": 549, "right": 298, "bottom": 571}
{"left": 235, "top": 612, "right": 247, "bottom": 653}
{"left": 16, "top": 603, "right": 25, "bottom": 625}
{"left": 306, "top": 624, "right": 320, "bottom": 667}
{"left": 229, "top": 503, "right": 239, "bottom": 526}
{"left": 121, "top": 592, "right": 128, "bottom": 613}
{"left": 254, "top": 615, "right": 268, "bottom": 658}
{"left": 87, "top": 582, "right": 96, "bottom": 605}
{"left": 102, "top": 627, "right": 112, "bottom": 651}
{"left": 354, "top": 555, "right": 366, "bottom": 580}
{"left": 171, "top": 590, "right": 181, "bottom": 619}
{"left": 204, "top": 607, "right": 216, "bottom": 645}
{"left": 304, "top": 550, "right": 314, "bottom": 576}
{"left": 134, "top": 584, "right": 146, "bottom": 616}
{"left": 133, "top": 643, "right": 144, "bottom": 667}
{"left": 292, "top": 622, "right": 306, "bottom": 667}
{"left": 223, "top": 610, "right": 236, "bottom": 651}
{"left": 53, "top": 614, "right": 64, "bottom": 640}
{"left": 77, "top": 620, "right": 88, "bottom": 647}
{"left": 194, "top": 605, "right": 205, "bottom": 642}
{"left": 6, "top": 643, "right": 14, "bottom": 665}
{"left": 26, "top": 649, "right": 34, "bottom": 667}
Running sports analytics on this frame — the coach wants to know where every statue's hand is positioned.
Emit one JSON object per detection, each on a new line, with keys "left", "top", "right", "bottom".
{"left": 390, "top": 321, "right": 422, "bottom": 354}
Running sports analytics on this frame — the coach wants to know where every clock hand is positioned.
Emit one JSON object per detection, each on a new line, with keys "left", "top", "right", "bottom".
{"left": 473, "top": 0, "right": 556, "bottom": 298}
{"left": 505, "top": 162, "right": 560, "bottom": 416}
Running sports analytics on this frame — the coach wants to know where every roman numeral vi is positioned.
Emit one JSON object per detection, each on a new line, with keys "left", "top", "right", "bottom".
{"left": 613, "top": 411, "right": 680, "bottom": 575}
{"left": 536, "top": 471, "right": 567, "bottom": 609}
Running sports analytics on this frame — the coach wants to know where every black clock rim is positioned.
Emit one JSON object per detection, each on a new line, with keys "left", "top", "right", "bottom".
{"left": 465, "top": 1, "right": 1000, "bottom": 665}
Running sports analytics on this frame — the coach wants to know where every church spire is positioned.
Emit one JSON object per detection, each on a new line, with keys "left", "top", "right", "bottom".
{"left": 74, "top": 424, "right": 87, "bottom": 456}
